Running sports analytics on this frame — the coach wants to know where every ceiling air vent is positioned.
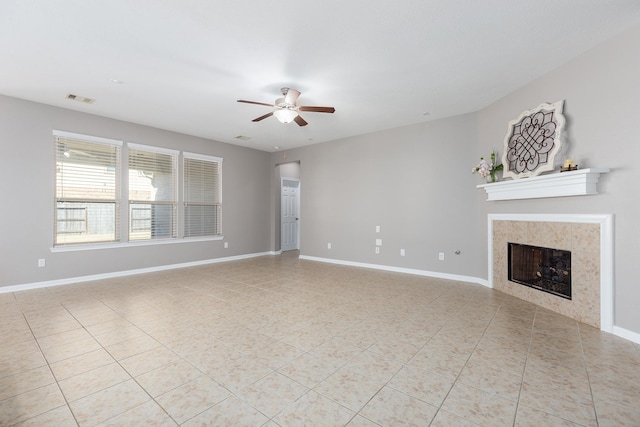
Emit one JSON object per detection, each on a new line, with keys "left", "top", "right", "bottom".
{"left": 66, "top": 94, "right": 95, "bottom": 104}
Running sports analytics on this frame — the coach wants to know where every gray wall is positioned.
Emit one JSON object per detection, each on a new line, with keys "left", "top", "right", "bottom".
{"left": 270, "top": 23, "right": 640, "bottom": 335}
{"left": 271, "top": 113, "right": 486, "bottom": 278}
{"left": 476, "top": 24, "right": 640, "bottom": 332}
{"left": 278, "top": 162, "right": 301, "bottom": 180}
{"left": 2, "top": 23, "right": 639, "bottom": 336}
{"left": 0, "top": 95, "right": 272, "bottom": 288}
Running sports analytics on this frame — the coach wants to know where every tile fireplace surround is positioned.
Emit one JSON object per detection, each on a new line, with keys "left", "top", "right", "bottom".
{"left": 488, "top": 214, "right": 613, "bottom": 331}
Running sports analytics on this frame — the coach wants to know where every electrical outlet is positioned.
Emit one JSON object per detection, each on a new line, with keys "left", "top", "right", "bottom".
{"left": 224, "top": 242, "right": 228, "bottom": 248}
{"left": 400, "top": 249, "right": 405, "bottom": 256}
{"left": 375, "top": 225, "right": 380, "bottom": 233}
{"left": 375, "top": 247, "right": 380, "bottom": 254}
{"left": 438, "top": 252, "right": 445, "bottom": 261}
{"left": 328, "top": 243, "right": 332, "bottom": 249}
{"left": 376, "top": 239, "right": 382, "bottom": 246}
{"left": 38, "top": 259, "right": 45, "bottom": 267}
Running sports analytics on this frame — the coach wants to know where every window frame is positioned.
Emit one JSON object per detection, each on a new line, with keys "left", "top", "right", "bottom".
{"left": 53, "top": 130, "right": 123, "bottom": 247}
{"left": 127, "top": 142, "right": 179, "bottom": 242}
{"left": 182, "top": 151, "right": 223, "bottom": 239}
{"left": 51, "top": 131, "right": 223, "bottom": 252}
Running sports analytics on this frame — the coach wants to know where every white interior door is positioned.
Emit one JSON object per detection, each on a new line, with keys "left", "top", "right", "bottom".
{"left": 281, "top": 179, "right": 300, "bottom": 252}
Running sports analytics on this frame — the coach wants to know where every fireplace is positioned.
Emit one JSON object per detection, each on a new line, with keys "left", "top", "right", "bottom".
{"left": 508, "top": 243, "right": 571, "bottom": 299}
{"left": 488, "top": 214, "right": 613, "bottom": 331}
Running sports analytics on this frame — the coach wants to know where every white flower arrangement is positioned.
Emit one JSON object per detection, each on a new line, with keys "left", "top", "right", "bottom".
{"left": 472, "top": 151, "right": 503, "bottom": 182}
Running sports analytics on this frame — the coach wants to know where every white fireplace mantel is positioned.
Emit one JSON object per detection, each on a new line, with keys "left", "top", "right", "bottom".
{"left": 477, "top": 168, "right": 610, "bottom": 201}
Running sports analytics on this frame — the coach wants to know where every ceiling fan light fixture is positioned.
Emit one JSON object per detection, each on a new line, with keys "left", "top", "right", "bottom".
{"left": 274, "top": 108, "right": 298, "bottom": 124}
{"left": 238, "top": 88, "right": 333, "bottom": 126}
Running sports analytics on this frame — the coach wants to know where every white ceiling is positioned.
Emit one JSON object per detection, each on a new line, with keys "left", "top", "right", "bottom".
{"left": 2, "top": 1, "right": 640, "bottom": 152}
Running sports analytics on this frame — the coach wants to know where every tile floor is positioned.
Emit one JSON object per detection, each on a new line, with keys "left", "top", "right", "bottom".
{"left": 1, "top": 252, "right": 640, "bottom": 426}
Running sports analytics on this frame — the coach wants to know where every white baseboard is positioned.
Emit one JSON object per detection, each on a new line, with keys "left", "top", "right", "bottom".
{"left": 0, "top": 251, "right": 278, "bottom": 294}
{"left": 6, "top": 251, "right": 639, "bottom": 346}
{"left": 612, "top": 325, "right": 640, "bottom": 345}
{"left": 299, "top": 255, "right": 490, "bottom": 287}
{"left": 299, "top": 256, "right": 640, "bottom": 344}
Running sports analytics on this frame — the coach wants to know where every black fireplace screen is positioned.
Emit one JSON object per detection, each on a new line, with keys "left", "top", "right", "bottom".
{"left": 508, "top": 243, "right": 572, "bottom": 299}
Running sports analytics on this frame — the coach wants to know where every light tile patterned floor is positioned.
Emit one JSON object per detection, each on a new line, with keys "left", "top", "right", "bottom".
{"left": 1, "top": 252, "right": 640, "bottom": 426}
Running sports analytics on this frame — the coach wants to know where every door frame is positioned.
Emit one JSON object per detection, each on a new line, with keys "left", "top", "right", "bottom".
{"left": 280, "top": 177, "right": 300, "bottom": 251}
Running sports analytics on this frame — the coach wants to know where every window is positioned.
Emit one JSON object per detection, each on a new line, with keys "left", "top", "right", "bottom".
{"left": 128, "top": 144, "right": 178, "bottom": 241}
{"left": 54, "top": 131, "right": 121, "bottom": 246}
{"left": 53, "top": 131, "right": 222, "bottom": 247}
{"left": 183, "top": 153, "right": 222, "bottom": 237}
{"left": 56, "top": 206, "right": 87, "bottom": 234}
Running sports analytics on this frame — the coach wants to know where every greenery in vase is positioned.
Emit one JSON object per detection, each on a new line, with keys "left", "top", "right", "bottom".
{"left": 472, "top": 151, "right": 504, "bottom": 182}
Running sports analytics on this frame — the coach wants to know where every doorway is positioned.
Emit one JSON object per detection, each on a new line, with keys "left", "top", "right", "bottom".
{"left": 281, "top": 178, "right": 300, "bottom": 252}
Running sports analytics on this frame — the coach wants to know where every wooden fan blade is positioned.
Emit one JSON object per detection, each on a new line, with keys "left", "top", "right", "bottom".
{"left": 294, "top": 115, "right": 308, "bottom": 127}
{"left": 298, "top": 106, "right": 335, "bottom": 113}
{"left": 238, "top": 100, "right": 275, "bottom": 107}
{"left": 284, "top": 89, "right": 301, "bottom": 105}
{"left": 252, "top": 112, "right": 274, "bottom": 122}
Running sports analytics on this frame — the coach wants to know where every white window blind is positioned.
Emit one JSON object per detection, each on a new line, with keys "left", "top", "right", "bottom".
{"left": 183, "top": 153, "right": 222, "bottom": 237}
{"left": 54, "top": 132, "right": 122, "bottom": 246}
{"left": 128, "top": 144, "right": 178, "bottom": 241}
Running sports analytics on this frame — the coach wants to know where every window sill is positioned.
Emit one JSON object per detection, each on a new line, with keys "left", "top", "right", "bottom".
{"left": 51, "top": 235, "right": 224, "bottom": 252}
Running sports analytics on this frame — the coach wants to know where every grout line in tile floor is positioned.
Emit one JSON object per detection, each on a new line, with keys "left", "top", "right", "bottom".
{"left": 1, "top": 253, "right": 640, "bottom": 426}
{"left": 510, "top": 307, "right": 534, "bottom": 427}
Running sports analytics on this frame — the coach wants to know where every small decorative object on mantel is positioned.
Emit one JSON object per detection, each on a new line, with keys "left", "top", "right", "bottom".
{"left": 472, "top": 151, "right": 504, "bottom": 183}
{"left": 502, "top": 100, "right": 566, "bottom": 179}
{"left": 561, "top": 158, "right": 578, "bottom": 172}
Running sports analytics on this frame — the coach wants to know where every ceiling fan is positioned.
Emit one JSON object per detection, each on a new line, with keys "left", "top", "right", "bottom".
{"left": 237, "top": 87, "right": 335, "bottom": 127}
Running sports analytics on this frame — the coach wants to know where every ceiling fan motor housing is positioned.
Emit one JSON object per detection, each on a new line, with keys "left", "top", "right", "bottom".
{"left": 237, "top": 87, "right": 334, "bottom": 127}
{"left": 275, "top": 97, "right": 289, "bottom": 108}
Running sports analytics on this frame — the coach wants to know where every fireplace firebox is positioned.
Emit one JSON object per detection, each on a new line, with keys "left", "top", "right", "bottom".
{"left": 508, "top": 242, "right": 572, "bottom": 299}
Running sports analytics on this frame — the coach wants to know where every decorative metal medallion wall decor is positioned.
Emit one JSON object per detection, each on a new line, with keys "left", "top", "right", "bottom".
{"left": 502, "top": 100, "right": 565, "bottom": 179}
